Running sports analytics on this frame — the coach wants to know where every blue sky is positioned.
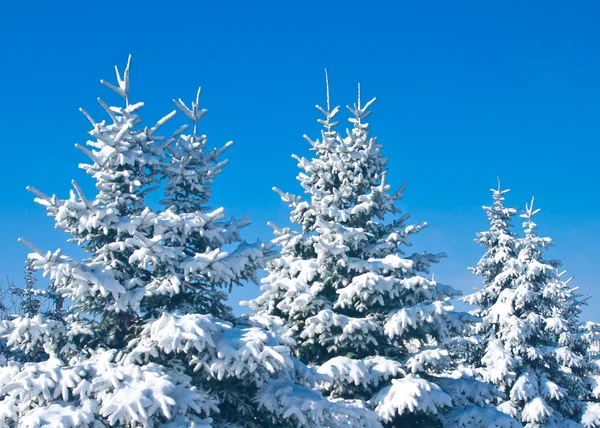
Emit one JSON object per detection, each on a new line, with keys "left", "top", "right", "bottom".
{"left": 0, "top": 1, "right": 599, "bottom": 319}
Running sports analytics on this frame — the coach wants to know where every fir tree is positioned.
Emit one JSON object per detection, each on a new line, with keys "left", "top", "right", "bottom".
{"left": 465, "top": 196, "right": 589, "bottom": 426}
{"left": 461, "top": 182, "right": 520, "bottom": 385}
{"left": 246, "top": 78, "right": 518, "bottom": 427}
{"left": 0, "top": 58, "right": 377, "bottom": 428}
{"left": 19, "top": 259, "right": 42, "bottom": 318}
{"left": 582, "top": 322, "right": 600, "bottom": 427}
{"left": 0, "top": 260, "right": 65, "bottom": 364}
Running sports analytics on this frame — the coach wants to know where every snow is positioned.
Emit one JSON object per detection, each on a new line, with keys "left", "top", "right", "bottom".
{"left": 510, "top": 372, "right": 538, "bottom": 402}
{"left": 302, "top": 310, "right": 380, "bottom": 352}
{"left": 583, "top": 403, "right": 600, "bottom": 427}
{"left": 384, "top": 301, "right": 452, "bottom": 339}
{"left": 20, "top": 402, "right": 96, "bottom": 428}
{"left": 371, "top": 375, "right": 452, "bottom": 422}
{"left": 316, "top": 356, "right": 405, "bottom": 390}
{"left": 1, "top": 315, "right": 65, "bottom": 357}
{"left": 256, "top": 378, "right": 381, "bottom": 427}
{"left": 521, "top": 397, "right": 553, "bottom": 425}
{"left": 444, "top": 405, "right": 524, "bottom": 427}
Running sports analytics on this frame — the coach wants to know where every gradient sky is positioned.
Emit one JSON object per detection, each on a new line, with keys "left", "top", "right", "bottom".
{"left": 1, "top": 1, "right": 599, "bottom": 320}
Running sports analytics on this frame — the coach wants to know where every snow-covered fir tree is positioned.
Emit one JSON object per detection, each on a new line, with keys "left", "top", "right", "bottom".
{"left": 245, "top": 78, "right": 519, "bottom": 427}
{"left": 0, "top": 58, "right": 379, "bottom": 428}
{"left": 461, "top": 183, "right": 520, "bottom": 381}
{"left": 0, "top": 260, "right": 65, "bottom": 365}
{"left": 577, "top": 320, "right": 600, "bottom": 426}
{"left": 19, "top": 260, "right": 42, "bottom": 319}
{"left": 464, "top": 196, "right": 589, "bottom": 426}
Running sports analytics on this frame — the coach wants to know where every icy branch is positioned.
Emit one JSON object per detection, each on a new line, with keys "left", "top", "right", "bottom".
{"left": 150, "top": 110, "right": 177, "bottom": 137}
{"left": 26, "top": 186, "right": 52, "bottom": 203}
{"left": 71, "top": 180, "right": 90, "bottom": 209}
{"left": 96, "top": 98, "right": 118, "bottom": 123}
{"left": 18, "top": 238, "right": 44, "bottom": 256}
{"left": 101, "top": 55, "right": 132, "bottom": 104}
{"left": 74, "top": 143, "right": 102, "bottom": 165}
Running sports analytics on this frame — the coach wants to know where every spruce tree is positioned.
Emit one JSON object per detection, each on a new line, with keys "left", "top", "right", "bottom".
{"left": 246, "top": 79, "right": 518, "bottom": 427}
{"left": 0, "top": 58, "right": 377, "bottom": 427}
{"left": 0, "top": 260, "right": 65, "bottom": 364}
{"left": 465, "top": 196, "right": 588, "bottom": 426}
{"left": 461, "top": 183, "right": 520, "bottom": 386}
{"left": 582, "top": 322, "right": 600, "bottom": 427}
{"left": 19, "top": 259, "right": 42, "bottom": 318}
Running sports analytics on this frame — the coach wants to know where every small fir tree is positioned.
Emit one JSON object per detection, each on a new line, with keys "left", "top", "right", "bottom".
{"left": 465, "top": 196, "right": 589, "bottom": 426}
{"left": 0, "top": 260, "right": 65, "bottom": 364}
{"left": 19, "top": 259, "right": 42, "bottom": 318}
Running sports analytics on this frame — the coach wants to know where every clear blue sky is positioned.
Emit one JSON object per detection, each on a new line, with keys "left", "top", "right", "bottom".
{"left": 1, "top": 1, "right": 599, "bottom": 319}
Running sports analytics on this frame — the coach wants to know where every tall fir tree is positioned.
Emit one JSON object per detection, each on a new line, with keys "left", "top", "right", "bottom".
{"left": 246, "top": 78, "right": 519, "bottom": 427}
{"left": 0, "top": 58, "right": 378, "bottom": 428}
{"left": 465, "top": 196, "right": 589, "bottom": 426}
